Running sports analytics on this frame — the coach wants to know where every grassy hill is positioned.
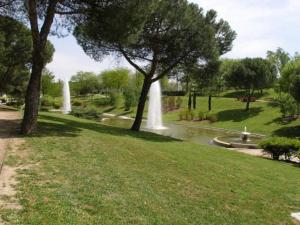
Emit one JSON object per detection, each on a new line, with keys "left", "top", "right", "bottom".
{"left": 2, "top": 112, "right": 300, "bottom": 224}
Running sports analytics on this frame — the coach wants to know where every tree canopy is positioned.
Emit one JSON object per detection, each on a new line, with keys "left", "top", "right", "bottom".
{"left": 74, "top": 0, "right": 236, "bottom": 131}
{"left": 224, "top": 58, "right": 276, "bottom": 110}
{"left": 0, "top": 15, "right": 54, "bottom": 99}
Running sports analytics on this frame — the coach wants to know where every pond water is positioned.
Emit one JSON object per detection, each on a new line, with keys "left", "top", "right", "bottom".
{"left": 101, "top": 118, "right": 261, "bottom": 147}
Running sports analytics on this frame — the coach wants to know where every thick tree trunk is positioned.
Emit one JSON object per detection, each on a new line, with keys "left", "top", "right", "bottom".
{"left": 208, "top": 95, "right": 212, "bottom": 111}
{"left": 21, "top": 54, "right": 44, "bottom": 134}
{"left": 131, "top": 78, "right": 152, "bottom": 131}
{"left": 188, "top": 92, "right": 192, "bottom": 111}
{"left": 193, "top": 92, "right": 196, "bottom": 109}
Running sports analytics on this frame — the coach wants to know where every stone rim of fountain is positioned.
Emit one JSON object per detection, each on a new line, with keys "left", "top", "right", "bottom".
{"left": 213, "top": 136, "right": 259, "bottom": 149}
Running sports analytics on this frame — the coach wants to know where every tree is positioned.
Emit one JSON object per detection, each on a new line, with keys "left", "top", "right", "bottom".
{"left": 2, "top": 0, "right": 126, "bottom": 134}
{"left": 74, "top": 0, "right": 235, "bottom": 131}
{"left": 266, "top": 48, "right": 290, "bottom": 77}
{"left": 100, "top": 68, "right": 130, "bottom": 91}
{"left": 1, "top": 1, "right": 77, "bottom": 133}
{"left": 70, "top": 71, "right": 99, "bottom": 96}
{"left": 41, "top": 69, "right": 62, "bottom": 98}
{"left": 280, "top": 58, "right": 300, "bottom": 115}
{"left": 225, "top": 58, "right": 275, "bottom": 111}
{"left": 0, "top": 16, "right": 53, "bottom": 100}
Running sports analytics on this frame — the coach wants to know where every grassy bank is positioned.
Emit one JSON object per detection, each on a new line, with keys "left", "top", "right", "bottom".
{"left": 70, "top": 91, "right": 300, "bottom": 137}
{"left": 2, "top": 112, "right": 300, "bottom": 224}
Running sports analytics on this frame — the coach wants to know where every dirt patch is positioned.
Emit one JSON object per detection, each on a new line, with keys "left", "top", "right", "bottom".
{"left": 0, "top": 107, "right": 25, "bottom": 224}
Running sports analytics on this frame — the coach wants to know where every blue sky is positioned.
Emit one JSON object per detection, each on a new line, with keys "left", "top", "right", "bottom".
{"left": 47, "top": 0, "right": 300, "bottom": 80}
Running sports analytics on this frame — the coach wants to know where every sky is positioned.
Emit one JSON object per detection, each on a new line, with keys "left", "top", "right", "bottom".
{"left": 47, "top": 0, "right": 300, "bottom": 80}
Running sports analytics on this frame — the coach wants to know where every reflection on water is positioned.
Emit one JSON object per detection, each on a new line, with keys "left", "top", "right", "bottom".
{"left": 101, "top": 118, "right": 247, "bottom": 146}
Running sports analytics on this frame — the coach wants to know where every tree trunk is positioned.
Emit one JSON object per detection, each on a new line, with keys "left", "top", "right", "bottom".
{"left": 21, "top": 54, "right": 44, "bottom": 134}
{"left": 245, "top": 89, "right": 254, "bottom": 111}
{"left": 208, "top": 95, "right": 212, "bottom": 111}
{"left": 131, "top": 78, "right": 152, "bottom": 131}
{"left": 193, "top": 92, "right": 196, "bottom": 109}
{"left": 188, "top": 92, "right": 192, "bottom": 111}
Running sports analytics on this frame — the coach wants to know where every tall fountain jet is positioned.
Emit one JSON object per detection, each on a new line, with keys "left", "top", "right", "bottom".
{"left": 147, "top": 80, "right": 165, "bottom": 130}
{"left": 62, "top": 79, "right": 71, "bottom": 114}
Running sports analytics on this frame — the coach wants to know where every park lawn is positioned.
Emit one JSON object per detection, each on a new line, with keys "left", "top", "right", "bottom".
{"left": 2, "top": 112, "right": 300, "bottom": 225}
{"left": 163, "top": 96, "right": 300, "bottom": 137}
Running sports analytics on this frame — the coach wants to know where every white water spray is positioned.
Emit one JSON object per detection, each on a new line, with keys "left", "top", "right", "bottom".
{"left": 62, "top": 79, "right": 71, "bottom": 114}
{"left": 147, "top": 80, "right": 165, "bottom": 130}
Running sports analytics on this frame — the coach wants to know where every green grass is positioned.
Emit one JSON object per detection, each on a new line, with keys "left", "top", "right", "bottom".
{"left": 2, "top": 112, "right": 300, "bottom": 224}
{"left": 73, "top": 89, "right": 300, "bottom": 137}
{"left": 163, "top": 96, "right": 300, "bottom": 137}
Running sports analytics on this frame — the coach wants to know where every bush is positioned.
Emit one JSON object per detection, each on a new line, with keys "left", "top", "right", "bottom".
{"left": 123, "top": 88, "right": 138, "bottom": 111}
{"left": 70, "top": 107, "right": 100, "bottom": 120}
{"left": 198, "top": 111, "right": 205, "bottom": 121}
{"left": 176, "top": 97, "right": 183, "bottom": 109}
{"left": 109, "top": 92, "right": 123, "bottom": 107}
{"left": 206, "top": 113, "right": 218, "bottom": 123}
{"left": 72, "top": 99, "right": 85, "bottom": 107}
{"left": 178, "top": 108, "right": 195, "bottom": 121}
{"left": 260, "top": 137, "right": 300, "bottom": 160}
{"left": 92, "top": 97, "right": 111, "bottom": 107}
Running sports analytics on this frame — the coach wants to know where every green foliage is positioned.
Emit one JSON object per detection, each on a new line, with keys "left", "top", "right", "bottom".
{"left": 100, "top": 68, "right": 130, "bottom": 91}
{"left": 260, "top": 137, "right": 300, "bottom": 160}
{"left": 277, "top": 94, "right": 298, "bottom": 118}
{"left": 92, "top": 97, "right": 112, "bottom": 107}
{"left": 109, "top": 92, "right": 123, "bottom": 107}
{"left": 70, "top": 71, "right": 100, "bottom": 96}
{"left": 123, "top": 88, "right": 138, "bottom": 111}
{"left": 41, "top": 97, "right": 62, "bottom": 109}
{"left": 176, "top": 97, "right": 183, "bottom": 109}
{"left": 198, "top": 111, "right": 205, "bottom": 121}
{"left": 41, "top": 69, "right": 62, "bottom": 98}
{"left": 70, "top": 107, "right": 100, "bottom": 120}
{"left": 206, "top": 113, "right": 218, "bottom": 123}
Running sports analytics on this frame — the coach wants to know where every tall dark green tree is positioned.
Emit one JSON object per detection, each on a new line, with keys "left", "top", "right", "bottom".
{"left": 0, "top": 16, "right": 53, "bottom": 100}
{"left": 75, "top": 0, "right": 235, "bottom": 131}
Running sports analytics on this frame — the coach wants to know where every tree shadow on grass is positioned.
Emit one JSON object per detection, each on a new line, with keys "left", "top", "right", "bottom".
{"left": 36, "top": 114, "right": 181, "bottom": 143}
{"left": 217, "top": 107, "right": 263, "bottom": 122}
{"left": 272, "top": 125, "right": 300, "bottom": 138}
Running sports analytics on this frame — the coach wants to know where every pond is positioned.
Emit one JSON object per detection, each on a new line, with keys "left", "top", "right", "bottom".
{"left": 101, "top": 117, "right": 263, "bottom": 147}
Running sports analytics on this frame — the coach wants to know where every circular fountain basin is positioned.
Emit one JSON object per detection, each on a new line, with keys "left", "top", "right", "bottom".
{"left": 213, "top": 135, "right": 262, "bottom": 149}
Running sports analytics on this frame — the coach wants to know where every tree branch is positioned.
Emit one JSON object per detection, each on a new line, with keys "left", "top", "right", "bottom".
{"left": 40, "top": 0, "right": 58, "bottom": 45}
{"left": 119, "top": 48, "right": 148, "bottom": 77}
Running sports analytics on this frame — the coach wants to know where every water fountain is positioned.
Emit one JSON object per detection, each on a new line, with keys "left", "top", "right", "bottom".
{"left": 241, "top": 126, "right": 251, "bottom": 142}
{"left": 146, "top": 80, "right": 165, "bottom": 130}
{"left": 213, "top": 127, "right": 262, "bottom": 149}
{"left": 62, "top": 79, "right": 71, "bottom": 114}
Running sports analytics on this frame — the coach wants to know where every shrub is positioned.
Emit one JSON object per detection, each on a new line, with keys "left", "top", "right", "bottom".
{"left": 109, "top": 92, "right": 123, "bottom": 107}
{"left": 70, "top": 107, "right": 100, "bottom": 120}
{"left": 72, "top": 99, "right": 85, "bottom": 107}
{"left": 260, "top": 137, "right": 300, "bottom": 160}
{"left": 176, "top": 97, "right": 183, "bottom": 109}
{"left": 198, "top": 111, "right": 205, "bottom": 121}
{"left": 93, "top": 97, "right": 111, "bottom": 107}
{"left": 168, "top": 96, "right": 176, "bottom": 110}
{"left": 206, "top": 113, "right": 218, "bottom": 123}
{"left": 123, "top": 88, "right": 138, "bottom": 111}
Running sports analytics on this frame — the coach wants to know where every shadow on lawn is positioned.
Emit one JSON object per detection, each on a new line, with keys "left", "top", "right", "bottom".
{"left": 217, "top": 107, "right": 263, "bottom": 122}
{"left": 36, "top": 114, "right": 181, "bottom": 143}
{"left": 272, "top": 125, "right": 300, "bottom": 138}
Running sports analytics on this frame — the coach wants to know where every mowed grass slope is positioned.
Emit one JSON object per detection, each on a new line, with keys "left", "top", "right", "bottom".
{"left": 163, "top": 96, "right": 300, "bottom": 136}
{"left": 2, "top": 112, "right": 300, "bottom": 225}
